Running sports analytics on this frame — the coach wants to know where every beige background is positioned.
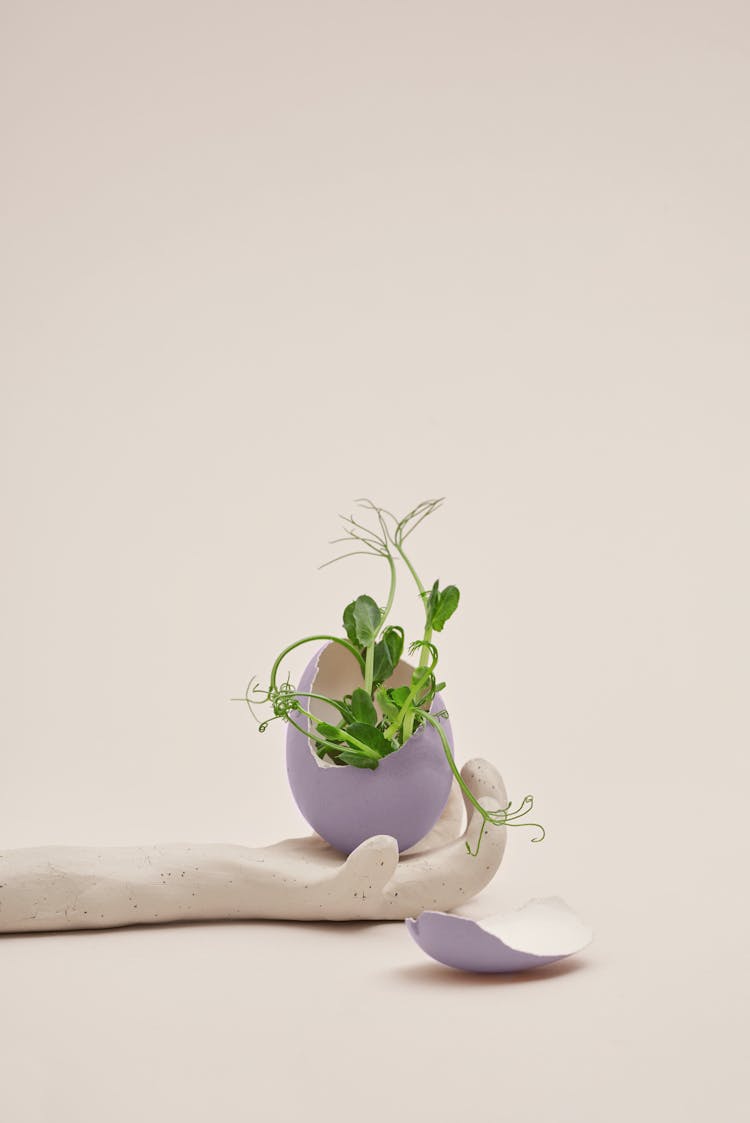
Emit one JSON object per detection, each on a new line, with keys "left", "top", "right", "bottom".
{"left": 1, "top": 2, "right": 748, "bottom": 1120}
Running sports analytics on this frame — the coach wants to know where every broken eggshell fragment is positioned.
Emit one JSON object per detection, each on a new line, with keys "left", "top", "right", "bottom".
{"left": 286, "top": 641, "right": 454, "bottom": 855}
{"left": 406, "top": 897, "right": 593, "bottom": 973}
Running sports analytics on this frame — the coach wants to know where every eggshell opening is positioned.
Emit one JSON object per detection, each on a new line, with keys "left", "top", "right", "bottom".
{"left": 305, "top": 640, "right": 430, "bottom": 769}
{"left": 285, "top": 641, "right": 455, "bottom": 854}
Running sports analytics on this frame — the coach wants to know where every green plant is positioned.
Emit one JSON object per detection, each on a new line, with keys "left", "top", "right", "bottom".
{"left": 235, "top": 499, "right": 544, "bottom": 855}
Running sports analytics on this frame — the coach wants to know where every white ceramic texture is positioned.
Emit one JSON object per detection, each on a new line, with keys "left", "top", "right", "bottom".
{"left": 0, "top": 759, "right": 506, "bottom": 930}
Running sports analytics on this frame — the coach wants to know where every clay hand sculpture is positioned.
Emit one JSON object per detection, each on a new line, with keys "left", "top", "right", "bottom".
{"left": 0, "top": 759, "right": 506, "bottom": 933}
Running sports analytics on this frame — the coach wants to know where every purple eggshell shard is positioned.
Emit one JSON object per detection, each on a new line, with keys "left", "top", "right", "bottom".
{"left": 286, "top": 642, "right": 455, "bottom": 855}
{"left": 406, "top": 898, "right": 593, "bottom": 974}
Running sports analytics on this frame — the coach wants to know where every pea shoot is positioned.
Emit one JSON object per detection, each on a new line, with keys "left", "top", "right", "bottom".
{"left": 235, "top": 499, "right": 544, "bottom": 855}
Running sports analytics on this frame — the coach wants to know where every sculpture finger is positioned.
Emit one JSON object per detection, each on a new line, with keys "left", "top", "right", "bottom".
{"left": 458, "top": 757, "right": 508, "bottom": 818}
{"left": 337, "top": 834, "right": 400, "bottom": 900}
{"left": 358, "top": 759, "right": 508, "bottom": 919}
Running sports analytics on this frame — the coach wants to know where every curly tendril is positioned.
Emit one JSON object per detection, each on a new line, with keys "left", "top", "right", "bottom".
{"left": 233, "top": 499, "right": 546, "bottom": 857}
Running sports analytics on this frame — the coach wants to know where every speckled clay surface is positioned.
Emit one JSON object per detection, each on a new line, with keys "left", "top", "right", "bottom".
{"left": 0, "top": 758, "right": 507, "bottom": 933}
{"left": 406, "top": 897, "right": 593, "bottom": 973}
{"left": 286, "top": 642, "right": 455, "bottom": 853}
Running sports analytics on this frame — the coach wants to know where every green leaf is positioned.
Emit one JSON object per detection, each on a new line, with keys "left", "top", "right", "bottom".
{"left": 421, "top": 579, "right": 440, "bottom": 630}
{"left": 350, "top": 688, "right": 378, "bottom": 725}
{"left": 383, "top": 626, "right": 404, "bottom": 666}
{"left": 371, "top": 641, "right": 394, "bottom": 688}
{"left": 342, "top": 601, "right": 359, "bottom": 645}
{"left": 375, "top": 686, "right": 400, "bottom": 721}
{"left": 315, "top": 721, "right": 345, "bottom": 743}
{"left": 432, "top": 585, "right": 460, "bottom": 631}
{"left": 371, "top": 625, "right": 403, "bottom": 688}
{"left": 388, "top": 686, "right": 411, "bottom": 708}
{"left": 316, "top": 742, "right": 342, "bottom": 761}
{"left": 338, "top": 751, "right": 379, "bottom": 769}
{"left": 338, "top": 703, "right": 355, "bottom": 725}
{"left": 352, "top": 595, "right": 381, "bottom": 646}
{"left": 379, "top": 736, "right": 398, "bottom": 756}
{"left": 344, "top": 722, "right": 392, "bottom": 757}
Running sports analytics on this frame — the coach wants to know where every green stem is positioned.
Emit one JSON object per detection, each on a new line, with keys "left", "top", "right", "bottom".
{"left": 269, "top": 635, "right": 365, "bottom": 692}
{"left": 421, "top": 710, "right": 493, "bottom": 825}
{"left": 383, "top": 671, "right": 431, "bottom": 741}
{"left": 392, "top": 530, "right": 433, "bottom": 684}
{"left": 391, "top": 541, "right": 430, "bottom": 741}
{"left": 286, "top": 715, "right": 346, "bottom": 761}
{"left": 297, "top": 706, "right": 381, "bottom": 760}
{"left": 395, "top": 544, "right": 425, "bottom": 599}
{"left": 377, "top": 552, "right": 398, "bottom": 637}
{"left": 289, "top": 692, "right": 352, "bottom": 721}
{"left": 363, "top": 550, "right": 396, "bottom": 697}
{"left": 364, "top": 642, "right": 375, "bottom": 694}
{"left": 420, "top": 711, "right": 545, "bottom": 853}
{"left": 419, "top": 626, "right": 433, "bottom": 667}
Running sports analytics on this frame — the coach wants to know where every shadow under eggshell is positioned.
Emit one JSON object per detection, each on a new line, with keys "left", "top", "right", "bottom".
{"left": 406, "top": 898, "right": 593, "bottom": 973}
{"left": 285, "top": 642, "right": 455, "bottom": 855}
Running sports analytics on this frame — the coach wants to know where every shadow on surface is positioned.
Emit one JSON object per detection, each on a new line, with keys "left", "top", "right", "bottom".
{"left": 386, "top": 955, "right": 591, "bottom": 986}
{"left": 0, "top": 916, "right": 386, "bottom": 940}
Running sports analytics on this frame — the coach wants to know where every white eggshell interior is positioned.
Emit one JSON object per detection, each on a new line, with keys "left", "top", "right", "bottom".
{"left": 476, "top": 897, "right": 593, "bottom": 957}
{"left": 306, "top": 642, "right": 424, "bottom": 766}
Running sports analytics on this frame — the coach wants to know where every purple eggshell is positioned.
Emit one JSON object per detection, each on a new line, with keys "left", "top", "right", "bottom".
{"left": 286, "top": 643, "right": 455, "bottom": 854}
{"left": 406, "top": 903, "right": 592, "bottom": 974}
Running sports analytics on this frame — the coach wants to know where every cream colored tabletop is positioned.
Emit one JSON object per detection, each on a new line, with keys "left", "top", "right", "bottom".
{"left": 1, "top": 3, "right": 747, "bottom": 1120}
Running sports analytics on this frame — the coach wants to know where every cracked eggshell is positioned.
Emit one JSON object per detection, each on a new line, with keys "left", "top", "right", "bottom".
{"left": 286, "top": 642, "right": 454, "bottom": 855}
{"left": 406, "top": 897, "right": 593, "bottom": 973}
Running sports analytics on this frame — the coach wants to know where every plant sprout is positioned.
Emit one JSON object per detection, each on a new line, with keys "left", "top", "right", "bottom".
{"left": 234, "top": 499, "right": 544, "bottom": 855}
